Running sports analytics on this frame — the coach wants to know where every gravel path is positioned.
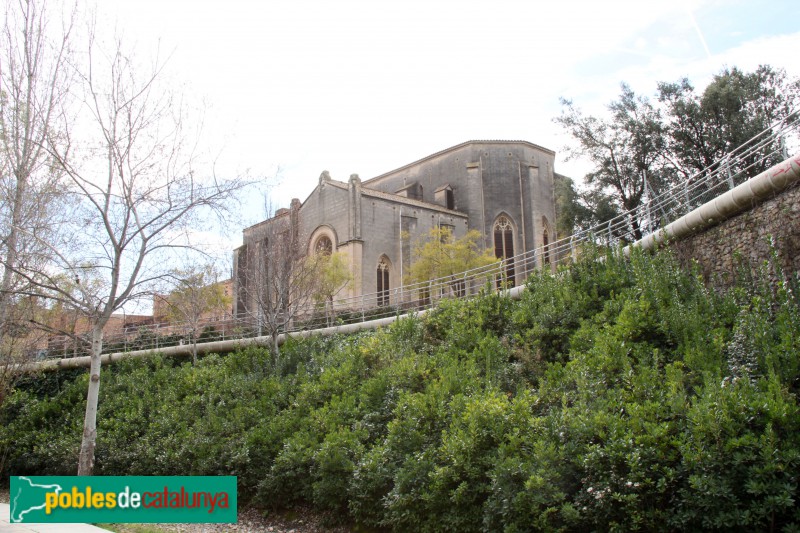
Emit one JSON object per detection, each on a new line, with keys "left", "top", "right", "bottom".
{"left": 1, "top": 489, "right": 352, "bottom": 532}
{"left": 108, "top": 507, "right": 352, "bottom": 533}
{"left": 114, "top": 509, "right": 350, "bottom": 533}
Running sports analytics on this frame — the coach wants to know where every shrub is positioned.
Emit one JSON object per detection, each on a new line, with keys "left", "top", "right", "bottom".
{"left": 3, "top": 246, "right": 799, "bottom": 531}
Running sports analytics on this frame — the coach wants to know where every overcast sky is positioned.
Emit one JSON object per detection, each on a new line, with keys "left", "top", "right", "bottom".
{"left": 100, "top": 0, "right": 799, "bottom": 246}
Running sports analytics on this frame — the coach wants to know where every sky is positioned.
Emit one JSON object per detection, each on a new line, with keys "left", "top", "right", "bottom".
{"left": 97, "top": 0, "right": 800, "bottom": 249}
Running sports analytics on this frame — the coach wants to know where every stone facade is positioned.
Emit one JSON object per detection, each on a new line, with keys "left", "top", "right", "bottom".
{"left": 233, "top": 141, "right": 559, "bottom": 316}
{"left": 671, "top": 182, "right": 800, "bottom": 288}
{"left": 365, "top": 141, "right": 557, "bottom": 259}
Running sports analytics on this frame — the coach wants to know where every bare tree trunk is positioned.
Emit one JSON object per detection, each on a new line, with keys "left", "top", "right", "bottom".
{"left": 0, "top": 178, "right": 27, "bottom": 402}
{"left": 0, "top": 0, "right": 73, "bottom": 352}
{"left": 271, "top": 332, "right": 279, "bottom": 358}
{"left": 0, "top": 172, "right": 27, "bottom": 338}
{"left": 191, "top": 329, "right": 198, "bottom": 365}
{"left": 77, "top": 322, "right": 104, "bottom": 475}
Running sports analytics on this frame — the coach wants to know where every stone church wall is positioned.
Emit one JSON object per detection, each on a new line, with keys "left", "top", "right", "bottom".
{"left": 234, "top": 141, "right": 562, "bottom": 314}
{"left": 364, "top": 141, "right": 558, "bottom": 267}
{"left": 359, "top": 193, "right": 468, "bottom": 301}
{"left": 298, "top": 180, "right": 351, "bottom": 247}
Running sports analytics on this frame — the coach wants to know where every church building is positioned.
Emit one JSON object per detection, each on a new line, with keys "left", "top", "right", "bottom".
{"left": 233, "top": 140, "right": 561, "bottom": 317}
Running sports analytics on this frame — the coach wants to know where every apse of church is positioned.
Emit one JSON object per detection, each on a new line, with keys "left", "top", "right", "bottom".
{"left": 233, "top": 141, "right": 560, "bottom": 317}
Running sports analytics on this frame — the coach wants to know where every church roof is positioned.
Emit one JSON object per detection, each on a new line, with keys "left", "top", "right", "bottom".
{"left": 360, "top": 187, "right": 467, "bottom": 216}
{"left": 325, "top": 179, "right": 465, "bottom": 216}
{"left": 363, "top": 140, "right": 555, "bottom": 185}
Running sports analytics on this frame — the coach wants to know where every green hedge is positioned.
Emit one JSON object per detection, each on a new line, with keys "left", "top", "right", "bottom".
{"left": 3, "top": 248, "right": 799, "bottom": 531}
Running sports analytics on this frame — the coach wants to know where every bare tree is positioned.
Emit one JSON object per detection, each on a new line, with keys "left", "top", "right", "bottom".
{"left": 0, "top": 0, "right": 74, "bottom": 398}
{"left": 156, "top": 263, "right": 231, "bottom": 364}
{"left": 11, "top": 26, "right": 248, "bottom": 474}
{"left": 238, "top": 204, "right": 322, "bottom": 356}
{"left": 0, "top": 292, "right": 51, "bottom": 406}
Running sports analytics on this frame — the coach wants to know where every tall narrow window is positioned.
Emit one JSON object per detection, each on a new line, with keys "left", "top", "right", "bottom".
{"left": 543, "top": 229, "right": 550, "bottom": 265}
{"left": 493, "top": 216, "right": 515, "bottom": 287}
{"left": 445, "top": 188, "right": 454, "bottom": 210}
{"left": 377, "top": 258, "right": 390, "bottom": 306}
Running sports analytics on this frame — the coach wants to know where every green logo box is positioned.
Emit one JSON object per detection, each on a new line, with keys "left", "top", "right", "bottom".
{"left": 9, "top": 476, "right": 237, "bottom": 523}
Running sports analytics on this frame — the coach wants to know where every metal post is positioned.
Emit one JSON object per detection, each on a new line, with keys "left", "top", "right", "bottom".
{"left": 641, "top": 171, "right": 649, "bottom": 234}
{"left": 683, "top": 180, "right": 690, "bottom": 213}
{"left": 644, "top": 170, "right": 667, "bottom": 222}
{"left": 725, "top": 156, "right": 734, "bottom": 190}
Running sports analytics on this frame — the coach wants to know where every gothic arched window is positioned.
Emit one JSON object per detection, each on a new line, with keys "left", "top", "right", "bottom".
{"left": 493, "top": 216, "right": 515, "bottom": 287}
{"left": 314, "top": 235, "right": 333, "bottom": 256}
{"left": 377, "top": 257, "right": 390, "bottom": 306}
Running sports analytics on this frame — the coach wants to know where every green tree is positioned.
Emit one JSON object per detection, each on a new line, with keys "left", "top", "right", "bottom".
{"left": 310, "top": 251, "right": 352, "bottom": 326}
{"left": 555, "top": 84, "right": 670, "bottom": 240}
{"left": 406, "top": 227, "right": 498, "bottom": 297}
{"left": 553, "top": 173, "right": 594, "bottom": 238}
{"left": 556, "top": 66, "right": 799, "bottom": 239}
{"left": 657, "top": 65, "right": 800, "bottom": 181}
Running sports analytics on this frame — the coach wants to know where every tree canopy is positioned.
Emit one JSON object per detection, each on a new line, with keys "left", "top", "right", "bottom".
{"left": 406, "top": 227, "right": 498, "bottom": 291}
{"left": 311, "top": 251, "right": 352, "bottom": 326}
{"left": 556, "top": 65, "right": 800, "bottom": 237}
{"left": 657, "top": 65, "right": 799, "bottom": 180}
{"left": 158, "top": 264, "right": 231, "bottom": 363}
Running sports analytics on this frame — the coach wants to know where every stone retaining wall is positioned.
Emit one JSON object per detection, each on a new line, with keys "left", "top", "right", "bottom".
{"left": 671, "top": 182, "right": 800, "bottom": 288}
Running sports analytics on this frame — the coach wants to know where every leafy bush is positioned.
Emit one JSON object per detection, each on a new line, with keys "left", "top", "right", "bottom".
{"left": 3, "top": 247, "right": 799, "bottom": 531}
